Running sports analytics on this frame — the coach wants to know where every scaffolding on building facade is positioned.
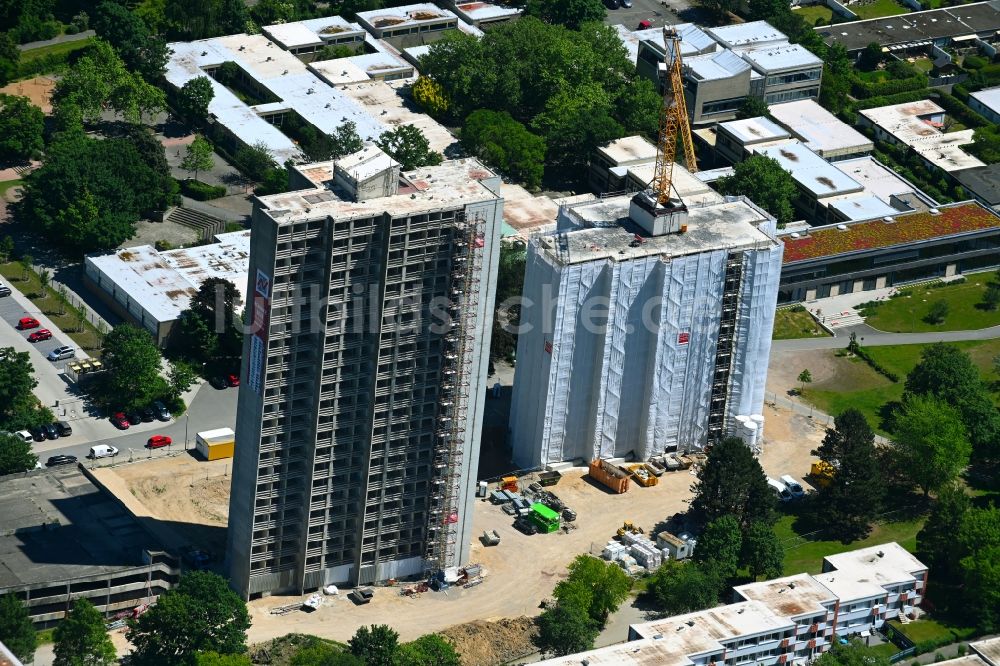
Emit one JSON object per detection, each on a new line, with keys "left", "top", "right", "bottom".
{"left": 707, "top": 251, "right": 747, "bottom": 440}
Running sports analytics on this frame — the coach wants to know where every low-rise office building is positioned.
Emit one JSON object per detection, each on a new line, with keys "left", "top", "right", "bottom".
{"left": 778, "top": 201, "right": 1000, "bottom": 302}
{"left": 968, "top": 86, "right": 1000, "bottom": 124}
{"left": 715, "top": 116, "right": 791, "bottom": 164}
{"left": 587, "top": 135, "right": 659, "bottom": 194}
{"left": 954, "top": 163, "right": 1000, "bottom": 209}
{"left": 767, "top": 99, "right": 873, "bottom": 161}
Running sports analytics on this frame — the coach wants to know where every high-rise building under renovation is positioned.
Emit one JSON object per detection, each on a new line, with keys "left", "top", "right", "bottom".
{"left": 227, "top": 148, "right": 502, "bottom": 599}
{"left": 508, "top": 166, "right": 783, "bottom": 468}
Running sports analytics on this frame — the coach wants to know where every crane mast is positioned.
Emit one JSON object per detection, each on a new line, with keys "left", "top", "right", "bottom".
{"left": 650, "top": 24, "right": 697, "bottom": 206}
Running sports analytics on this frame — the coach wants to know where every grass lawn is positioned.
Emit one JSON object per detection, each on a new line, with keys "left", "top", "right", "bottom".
{"left": 889, "top": 618, "right": 977, "bottom": 644}
{"left": 775, "top": 513, "right": 924, "bottom": 575}
{"left": 36, "top": 628, "right": 55, "bottom": 645}
{"left": 18, "top": 36, "right": 94, "bottom": 63}
{"left": 862, "top": 272, "right": 1000, "bottom": 332}
{"left": 0, "top": 262, "right": 104, "bottom": 354}
{"left": 912, "top": 58, "right": 935, "bottom": 72}
{"left": 0, "top": 180, "right": 22, "bottom": 197}
{"left": 792, "top": 4, "right": 834, "bottom": 24}
{"left": 869, "top": 643, "right": 900, "bottom": 660}
{"left": 773, "top": 307, "right": 830, "bottom": 340}
{"left": 851, "top": 0, "right": 909, "bottom": 19}
{"left": 802, "top": 339, "right": 1000, "bottom": 431}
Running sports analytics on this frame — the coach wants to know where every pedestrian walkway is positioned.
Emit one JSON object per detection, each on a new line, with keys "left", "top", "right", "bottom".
{"left": 16, "top": 29, "right": 94, "bottom": 51}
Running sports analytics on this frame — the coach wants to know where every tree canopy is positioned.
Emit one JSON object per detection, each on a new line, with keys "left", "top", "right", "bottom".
{"left": 815, "top": 639, "right": 891, "bottom": 666}
{"left": 396, "top": 635, "right": 462, "bottom": 666}
{"left": 376, "top": 125, "right": 442, "bottom": 172}
{"left": 177, "top": 77, "right": 215, "bottom": 125}
{"left": 0, "top": 594, "right": 35, "bottom": 662}
{"left": 891, "top": 395, "right": 971, "bottom": 496}
{"left": 814, "top": 408, "right": 885, "bottom": 540}
{"left": 174, "top": 278, "right": 243, "bottom": 370}
{"left": 0, "top": 346, "right": 54, "bottom": 431}
{"left": 716, "top": 154, "right": 797, "bottom": 227}
{"left": 127, "top": 571, "right": 251, "bottom": 665}
{"left": 690, "top": 437, "right": 774, "bottom": 528}
{"left": 647, "top": 560, "right": 721, "bottom": 615}
{"left": 181, "top": 137, "right": 215, "bottom": 181}
{"left": 0, "top": 94, "right": 44, "bottom": 163}
{"left": 349, "top": 625, "right": 399, "bottom": 666}
{"left": 98, "top": 324, "right": 168, "bottom": 411}
{"left": 693, "top": 515, "right": 742, "bottom": 580}
{"left": 742, "top": 521, "right": 784, "bottom": 580}
{"left": 93, "top": 1, "right": 168, "bottom": 81}
{"left": 0, "top": 431, "right": 38, "bottom": 476}
{"left": 917, "top": 483, "right": 971, "bottom": 580}
{"left": 54, "top": 598, "right": 117, "bottom": 666}
{"left": 534, "top": 600, "right": 599, "bottom": 657}
{"left": 462, "top": 109, "right": 546, "bottom": 189}
{"left": 524, "top": 0, "right": 605, "bottom": 30}
{"left": 552, "top": 555, "right": 632, "bottom": 623}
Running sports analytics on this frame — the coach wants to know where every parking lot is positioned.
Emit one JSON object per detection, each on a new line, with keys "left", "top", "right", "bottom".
{"left": 602, "top": 0, "right": 704, "bottom": 33}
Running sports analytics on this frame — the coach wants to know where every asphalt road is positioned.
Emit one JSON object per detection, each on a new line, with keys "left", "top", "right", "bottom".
{"left": 603, "top": 0, "right": 707, "bottom": 31}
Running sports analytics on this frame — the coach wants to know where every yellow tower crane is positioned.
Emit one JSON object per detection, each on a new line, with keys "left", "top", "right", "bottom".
{"left": 650, "top": 24, "right": 698, "bottom": 207}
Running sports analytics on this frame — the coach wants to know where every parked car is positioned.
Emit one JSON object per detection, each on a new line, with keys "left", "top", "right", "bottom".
{"left": 780, "top": 474, "right": 805, "bottom": 499}
{"left": 111, "top": 412, "right": 130, "bottom": 430}
{"left": 603, "top": 0, "right": 620, "bottom": 8}
{"left": 638, "top": 19, "right": 652, "bottom": 29}
{"left": 56, "top": 421, "right": 72, "bottom": 437}
{"left": 147, "top": 435, "right": 172, "bottom": 449}
{"left": 767, "top": 477, "right": 793, "bottom": 502}
{"left": 46, "top": 455, "right": 78, "bottom": 467}
{"left": 27, "top": 329, "right": 52, "bottom": 342}
{"left": 17, "top": 317, "right": 40, "bottom": 330}
{"left": 126, "top": 411, "right": 143, "bottom": 425}
{"left": 47, "top": 345, "right": 75, "bottom": 361}
{"left": 140, "top": 406, "right": 155, "bottom": 423}
{"left": 14, "top": 430, "right": 33, "bottom": 443}
{"left": 0, "top": 281, "right": 10, "bottom": 297}
{"left": 226, "top": 373, "right": 240, "bottom": 387}
{"left": 152, "top": 401, "right": 170, "bottom": 421}
{"left": 29, "top": 425, "right": 46, "bottom": 442}
{"left": 621, "top": 0, "right": 633, "bottom": 7}
{"left": 42, "top": 423, "right": 59, "bottom": 440}
{"left": 87, "top": 445, "right": 118, "bottom": 459}
{"left": 513, "top": 516, "right": 539, "bottom": 535}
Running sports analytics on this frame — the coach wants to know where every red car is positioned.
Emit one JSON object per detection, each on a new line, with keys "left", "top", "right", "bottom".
{"left": 28, "top": 328, "right": 52, "bottom": 342}
{"left": 111, "top": 412, "right": 130, "bottom": 430}
{"left": 17, "top": 317, "right": 40, "bottom": 330}
{"left": 147, "top": 435, "right": 172, "bottom": 449}
{"left": 227, "top": 374, "right": 240, "bottom": 387}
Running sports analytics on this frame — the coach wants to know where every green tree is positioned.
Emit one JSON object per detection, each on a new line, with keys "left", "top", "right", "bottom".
{"left": 127, "top": 571, "right": 251, "bottom": 665}
{"left": 53, "top": 39, "right": 165, "bottom": 124}
{"left": 167, "top": 361, "right": 198, "bottom": 405}
{"left": 813, "top": 408, "right": 885, "bottom": 540}
{"left": 815, "top": 639, "right": 891, "bottom": 666}
{"left": 98, "top": 324, "right": 167, "bottom": 411}
{"left": 742, "top": 521, "right": 785, "bottom": 580}
{"left": 0, "top": 94, "right": 44, "bottom": 163}
{"left": 290, "top": 641, "right": 363, "bottom": 666}
{"left": 858, "top": 42, "right": 883, "bottom": 71}
{"left": 0, "top": 33, "right": 20, "bottom": 87}
{"left": 797, "top": 368, "right": 812, "bottom": 394}
{"left": 163, "top": 0, "right": 249, "bottom": 39}
{"left": 904, "top": 343, "right": 1000, "bottom": 460}
{"left": 532, "top": 82, "right": 623, "bottom": 169}
{"left": 177, "top": 77, "right": 215, "bottom": 125}
{"left": 747, "top": 0, "right": 790, "bottom": 21}
{"left": 736, "top": 96, "right": 769, "bottom": 120}
{"left": 0, "top": 593, "right": 35, "bottom": 663}
{"left": 695, "top": 0, "right": 738, "bottom": 22}
{"left": 614, "top": 77, "right": 661, "bottom": 139}
{"left": 924, "top": 299, "right": 949, "bottom": 325}
{"left": 93, "top": 1, "right": 168, "bottom": 81}
{"left": 0, "top": 235, "right": 13, "bottom": 263}
{"left": 194, "top": 653, "right": 252, "bottom": 666}
{"left": 349, "top": 625, "right": 399, "bottom": 666}
{"left": 981, "top": 283, "right": 1000, "bottom": 312}
{"left": 553, "top": 554, "right": 632, "bottom": 624}
{"left": 462, "top": 109, "right": 546, "bottom": 189}
{"left": 917, "top": 483, "right": 970, "bottom": 580}
{"left": 396, "top": 635, "right": 461, "bottom": 666}
{"left": 690, "top": 436, "right": 775, "bottom": 528}
{"left": 961, "top": 544, "right": 1000, "bottom": 632}
{"left": 376, "top": 125, "right": 442, "bottom": 171}
{"left": 647, "top": 560, "right": 721, "bottom": 615}
{"left": 524, "top": 0, "right": 605, "bottom": 30}
{"left": 891, "top": 396, "right": 971, "bottom": 496}
{"left": 53, "top": 598, "right": 116, "bottom": 666}
{"left": 411, "top": 76, "right": 449, "bottom": 118}
{"left": 329, "top": 121, "right": 365, "bottom": 160}
{"left": 716, "top": 154, "right": 797, "bottom": 227}
{"left": 534, "top": 600, "right": 599, "bottom": 657}
{"left": 0, "top": 347, "right": 53, "bottom": 431}
{"left": 181, "top": 136, "right": 215, "bottom": 181}
{"left": 0, "top": 431, "right": 38, "bottom": 476}
{"left": 234, "top": 141, "right": 277, "bottom": 182}
{"left": 693, "top": 515, "right": 742, "bottom": 580}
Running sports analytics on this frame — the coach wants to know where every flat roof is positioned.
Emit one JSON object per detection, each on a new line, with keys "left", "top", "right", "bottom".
{"left": 718, "top": 116, "right": 790, "bottom": 145}
{"left": 972, "top": 636, "right": 1000, "bottom": 666}
{"left": 337, "top": 80, "right": 457, "bottom": 154}
{"left": 828, "top": 194, "right": 900, "bottom": 221}
{"left": 833, "top": 156, "right": 925, "bottom": 205}
{"left": 357, "top": 3, "right": 457, "bottom": 30}
{"left": 970, "top": 85, "right": 1000, "bottom": 115}
{"left": 598, "top": 135, "right": 658, "bottom": 166}
{"left": 625, "top": 163, "right": 727, "bottom": 207}
{"left": 686, "top": 49, "right": 751, "bottom": 81}
{"left": 337, "top": 144, "right": 399, "bottom": 182}
{"left": 257, "top": 158, "right": 501, "bottom": 224}
{"left": 783, "top": 201, "right": 1000, "bottom": 263}
{"left": 262, "top": 16, "right": 364, "bottom": 50}
{"left": 755, "top": 141, "right": 864, "bottom": 198}
{"left": 621, "top": 23, "right": 718, "bottom": 64}
{"left": 707, "top": 21, "right": 787, "bottom": 49}
{"left": 816, "top": 2, "right": 1000, "bottom": 52}
{"left": 452, "top": 0, "right": 521, "bottom": 23}
{"left": 860, "top": 100, "right": 986, "bottom": 172}
{"left": 739, "top": 43, "right": 821, "bottom": 73}
{"left": 0, "top": 467, "right": 164, "bottom": 590}
{"left": 500, "top": 184, "right": 559, "bottom": 236}
{"left": 86, "top": 230, "right": 251, "bottom": 324}
{"left": 954, "top": 164, "right": 1000, "bottom": 206}
{"left": 734, "top": 573, "right": 838, "bottom": 619}
{"left": 768, "top": 99, "right": 873, "bottom": 157}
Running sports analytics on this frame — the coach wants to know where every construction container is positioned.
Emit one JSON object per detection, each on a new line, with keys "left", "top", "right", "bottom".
{"left": 195, "top": 427, "right": 235, "bottom": 461}
{"left": 538, "top": 470, "right": 562, "bottom": 486}
{"left": 529, "top": 502, "right": 561, "bottom": 533}
{"left": 657, "top": 531, "right": 694, "bottom": 560}
{"left": 626, "top": 463, "right": 659, "bottom": 487}
{"left": 588, "top": 459, "right": 630, "bottom": 493}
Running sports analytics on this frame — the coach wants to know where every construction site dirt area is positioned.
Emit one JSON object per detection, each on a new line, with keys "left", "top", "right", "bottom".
{"left": 90, "top": 454, "right": 231, "bottom": 558}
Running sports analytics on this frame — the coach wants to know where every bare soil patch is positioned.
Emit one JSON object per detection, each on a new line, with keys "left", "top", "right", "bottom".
{"left": 0, "top": 76, "right": 56, "bottom": 113}
{"left": 441, "top": 616, "right": 537, "bottom": 666}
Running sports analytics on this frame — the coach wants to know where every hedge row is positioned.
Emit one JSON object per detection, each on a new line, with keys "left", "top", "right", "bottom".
{"left": 852, "top": 343, "right": 900, "bottom": 382}
{"left": 179, "top": 179, "right": 227, "bottom": 201}
{"left": 852, "top": 89, "right": 932, "bottom": 112}
{"left": 850, "top": 74, "right": 928, "bottom": 99}
{"left": 935, "top": 92, "right": 990, "bottom": 129}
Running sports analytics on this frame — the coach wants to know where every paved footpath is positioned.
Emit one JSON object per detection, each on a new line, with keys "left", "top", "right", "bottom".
{"left": 17, "top": 29, "right": 94, "bottom": 51}
{"left": 774, "top": 323, "right": 1000, "bottom": 352}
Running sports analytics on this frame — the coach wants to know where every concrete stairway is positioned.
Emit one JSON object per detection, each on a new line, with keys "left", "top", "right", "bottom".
{"left": 166, "top": 206, "right": 226, "bottom": 241}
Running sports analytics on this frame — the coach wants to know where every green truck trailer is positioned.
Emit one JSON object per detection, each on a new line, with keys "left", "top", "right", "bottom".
{"left": 529, "top": 503, "right": 561, "bottom": 533}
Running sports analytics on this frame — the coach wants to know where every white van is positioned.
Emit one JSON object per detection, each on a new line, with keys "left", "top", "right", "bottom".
{"left": 87, "top": 445, "right": 119, "bottom": 459}
{"left": 15, "top": 430, "right": 33, "bottom": 444}
{"left": 780, "top": 474, "right": 805, "bottom": 498}
{"left": 767, "top": 477, "right": 793, "bottom": 502}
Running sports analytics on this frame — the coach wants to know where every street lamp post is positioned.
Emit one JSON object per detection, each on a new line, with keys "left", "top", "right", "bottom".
{"left": 185, "top": 414, "right": 190, "bottom": 451}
